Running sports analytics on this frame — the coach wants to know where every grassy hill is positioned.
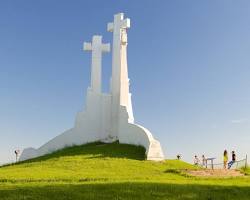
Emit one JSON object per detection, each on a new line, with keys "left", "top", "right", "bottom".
{"left": 0, "top": 142, "right": 249, "bottom": 200}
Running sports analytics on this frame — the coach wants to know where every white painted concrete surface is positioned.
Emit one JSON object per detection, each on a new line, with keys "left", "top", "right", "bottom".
{"left": 19, "top": 13, "right": 165, "bottom": 162}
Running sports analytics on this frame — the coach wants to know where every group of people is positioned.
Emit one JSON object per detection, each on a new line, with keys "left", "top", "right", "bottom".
{"left": 193, "top": 155, "right": 207, "bottom": 166}
{"left": 193, "top": 150, "right": 236, "bottom": 169}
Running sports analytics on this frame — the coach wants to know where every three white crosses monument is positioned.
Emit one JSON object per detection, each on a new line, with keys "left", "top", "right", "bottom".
{"left": 20, "top": 13, "right": 165, "bottom": 161}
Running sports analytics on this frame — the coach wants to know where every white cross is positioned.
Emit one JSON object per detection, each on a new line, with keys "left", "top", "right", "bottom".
{"left": 107, "top": 13, "right": 131, "bottom": 136}
{"left": 107, "top": 13, "right": 130, "bottom": 96}
{"left": 107, "top": 13, "right": 130, "bottom": 45}
{"left": 83, "top": 35, "right": 110, "bottom": 93}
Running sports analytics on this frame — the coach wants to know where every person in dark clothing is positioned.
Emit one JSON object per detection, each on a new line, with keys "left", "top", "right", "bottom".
{"left": 228, "top": 151, "right": 236, "bottom": 169}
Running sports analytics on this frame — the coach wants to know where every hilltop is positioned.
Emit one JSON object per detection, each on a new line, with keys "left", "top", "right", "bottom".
{"left": 0, "top": 142, "right": 249, "bottom": 200}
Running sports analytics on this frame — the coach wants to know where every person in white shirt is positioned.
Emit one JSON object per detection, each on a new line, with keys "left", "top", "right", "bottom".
{"left": 194, "top": 155, "right": 200, "bottom": 165}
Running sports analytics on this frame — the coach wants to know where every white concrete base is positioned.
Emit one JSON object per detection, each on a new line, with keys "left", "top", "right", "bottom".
{"left": 19, "top": 102, "right": 165, "bottom": 162}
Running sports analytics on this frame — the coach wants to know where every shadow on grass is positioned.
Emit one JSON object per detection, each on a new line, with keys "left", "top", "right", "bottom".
{"left": 0, "top": 182, "right": 250, "bottom": 200}
{"left": 2, "top": 142, "right": 146, "bottom": 167}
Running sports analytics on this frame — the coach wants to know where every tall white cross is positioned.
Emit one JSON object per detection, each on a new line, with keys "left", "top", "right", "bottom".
{"left": 83, "top": 35, "right": 110, "bottom": 93}
{"left": 107, "top": 13, "right": 133, "bottom": 137}
{"left": 107, "top": 13, "right": 130, "bottom": 97}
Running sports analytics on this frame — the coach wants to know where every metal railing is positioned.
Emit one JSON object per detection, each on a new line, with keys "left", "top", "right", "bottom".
{"left": 203, "top": 155, "right": 248, "bottom": 170}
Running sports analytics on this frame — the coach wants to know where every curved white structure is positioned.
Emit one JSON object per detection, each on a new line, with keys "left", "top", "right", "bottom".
{"left": 20, "top": 13, "right": 164, "bottom": 162}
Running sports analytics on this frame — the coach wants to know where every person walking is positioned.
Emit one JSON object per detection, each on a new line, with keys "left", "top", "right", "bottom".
{"left": 202, "top": 155, "right": 207, "bottom": 167}
{"left": 223, "top": 150, "right": 228, "bottom": 170}
{"left": 228, "top": 151, "right": 236, "bottom": 169}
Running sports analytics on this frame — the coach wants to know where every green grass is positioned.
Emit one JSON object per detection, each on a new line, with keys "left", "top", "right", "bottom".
{"left": 0, "top": 142, "right": 249, "bottom": 199}
{"left": 241, "top": 167, "right": 250, "bottom": 175}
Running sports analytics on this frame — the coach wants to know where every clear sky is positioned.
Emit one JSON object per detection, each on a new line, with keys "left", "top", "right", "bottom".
{"left": 0, "top": 0, "right": 250, "bottom": 164}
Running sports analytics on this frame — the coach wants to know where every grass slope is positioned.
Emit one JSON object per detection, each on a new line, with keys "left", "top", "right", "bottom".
{"left": 0, "top": 142, "right": 249, "bottom": 200}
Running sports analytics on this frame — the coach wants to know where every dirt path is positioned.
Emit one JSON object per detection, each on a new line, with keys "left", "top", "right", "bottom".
{"left": 186, "top": 169, "right": 245, "bottom": 177}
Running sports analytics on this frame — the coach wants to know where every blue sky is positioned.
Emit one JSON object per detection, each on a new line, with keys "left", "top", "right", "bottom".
{"left": 0, "top": 0, "right": 250, "bottom": 164}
